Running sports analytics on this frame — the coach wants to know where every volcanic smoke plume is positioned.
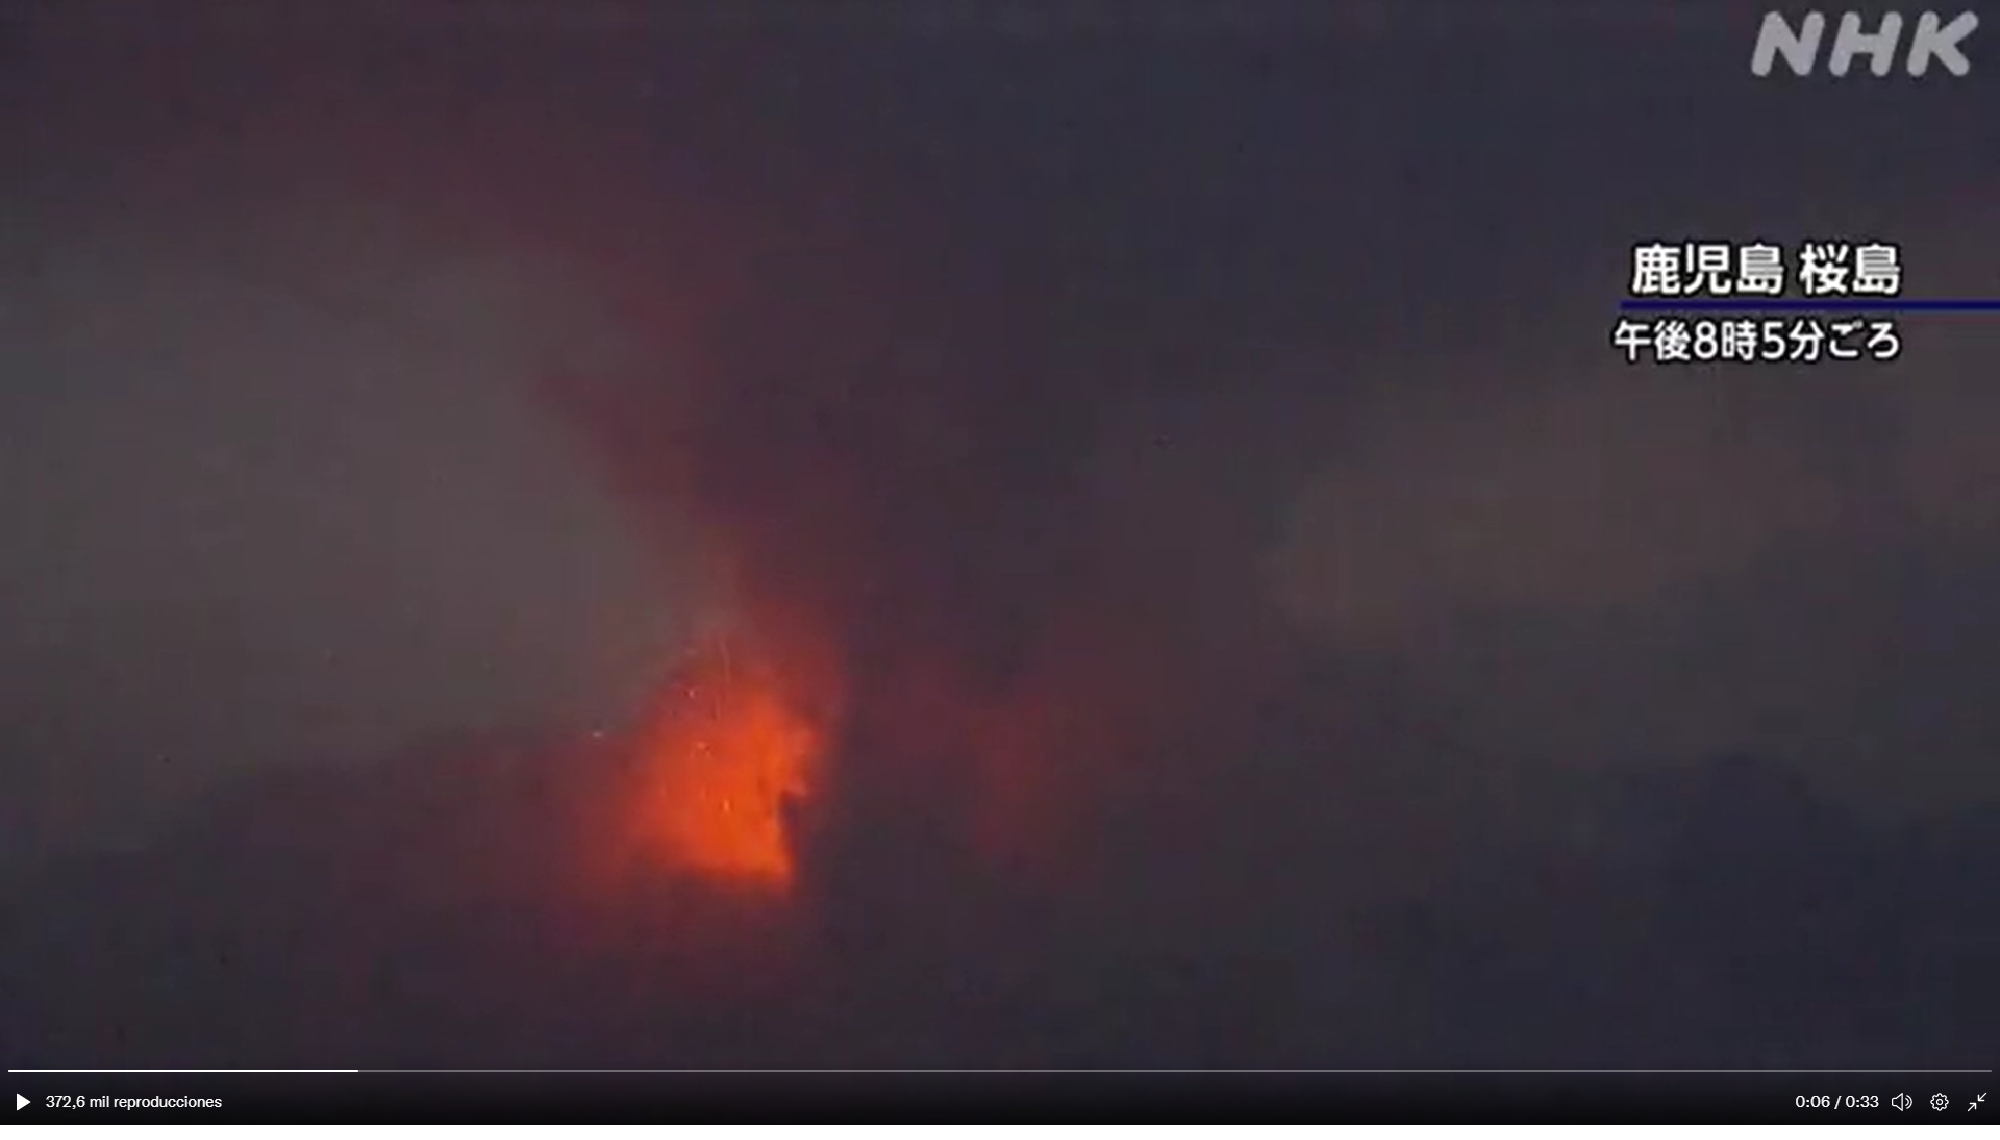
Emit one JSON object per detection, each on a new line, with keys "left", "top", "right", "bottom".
{"left": 543, "top": 193, "right": 1271, "bottom": 902}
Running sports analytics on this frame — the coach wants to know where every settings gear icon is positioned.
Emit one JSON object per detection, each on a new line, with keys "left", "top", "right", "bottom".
{"left": 1931, "top": 1094, "right": 1950, "bottom": 1112}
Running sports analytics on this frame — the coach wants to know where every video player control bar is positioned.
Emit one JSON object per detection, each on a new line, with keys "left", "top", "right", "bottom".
{"left": 8, "top": 1070, "right": 1992, "bottom": 1124}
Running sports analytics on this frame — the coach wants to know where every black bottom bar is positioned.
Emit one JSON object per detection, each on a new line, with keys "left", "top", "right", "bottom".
{"left": 8, "top": 1070, "right": 1993, "bottom": 1124}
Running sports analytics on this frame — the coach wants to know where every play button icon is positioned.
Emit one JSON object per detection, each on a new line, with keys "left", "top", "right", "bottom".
{"left": 16, "top": 1094, "right": 27, "bottom": 1110}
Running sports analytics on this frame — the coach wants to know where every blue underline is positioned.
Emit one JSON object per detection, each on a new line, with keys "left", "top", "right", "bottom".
{"left": 1620, "top": 298, "right": 2000, "bottom": 313}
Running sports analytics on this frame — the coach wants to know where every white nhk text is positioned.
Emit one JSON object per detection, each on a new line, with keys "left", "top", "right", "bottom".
{"left": 1750, "top": 11, "right": 1977, "bottom": 79}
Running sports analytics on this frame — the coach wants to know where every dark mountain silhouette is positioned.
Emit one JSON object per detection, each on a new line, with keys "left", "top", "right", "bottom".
{"left": 3, "top": 737, "right": 1993, "bottom": 1069}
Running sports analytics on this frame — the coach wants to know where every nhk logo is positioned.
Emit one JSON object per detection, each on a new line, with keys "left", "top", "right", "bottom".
{"left": 1751, "top": 10, "right": 1979, "bottom": 77}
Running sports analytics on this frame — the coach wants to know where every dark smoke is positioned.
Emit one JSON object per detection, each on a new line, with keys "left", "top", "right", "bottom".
{"left": 539, "top": 146, "right": 1320, "bottom": 893}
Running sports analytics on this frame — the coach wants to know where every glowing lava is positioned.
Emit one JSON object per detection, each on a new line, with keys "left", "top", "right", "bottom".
{"left": 622, "top": 642, "right": 824, "bottom": 892}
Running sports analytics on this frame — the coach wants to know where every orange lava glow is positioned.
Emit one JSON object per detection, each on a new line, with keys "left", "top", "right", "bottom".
{"left": 622, "top": 643, "right": 824, "bottom": 892}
